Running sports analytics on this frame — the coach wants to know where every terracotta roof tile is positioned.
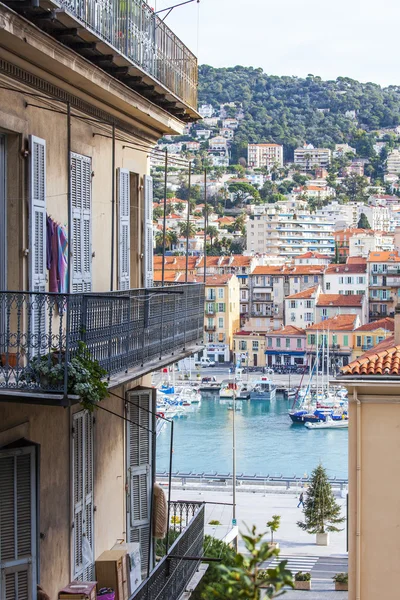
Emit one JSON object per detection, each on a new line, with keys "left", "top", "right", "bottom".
{"left": 252, "top": 265, "right": 324, "bottom": 276}
{"left": 346, "top": 256, "right": 367, "bottom": 265}
{"left": 354, "top": 318, "right": 394, "bottom": 332}
{"left": 325, "top": 263, "right": 366, "bottom": 274}
{"left": 268, "top": 325, "right": 306, "bottom": 336}
{"left": 308, "top": 314, "right": 358, "bottom": 331}
{"left": 286, "top": 286, "right": 318, "bottom": 300}
{"left": 341, "top": 337, "right": 400, "bottom": 377}
{"left": 317, "top": 294, "right": 363, "bottom": 307}
{"left": 367, "top": 251, "right": 400, "bottom": 263}
{"left": 296, "top": 251, "right": 331, "bottom": 259}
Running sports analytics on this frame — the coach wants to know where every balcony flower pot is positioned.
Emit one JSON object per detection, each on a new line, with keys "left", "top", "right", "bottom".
{"left": 335, "top": 582, "right": 348, "bottom": 591}
{"left": 316, "top": 532, "right": 329, "bottom": 546}
{"left": 1, "top": 351, "right": 21, "bottom": 368}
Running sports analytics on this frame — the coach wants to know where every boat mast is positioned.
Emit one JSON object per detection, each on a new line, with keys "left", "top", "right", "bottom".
{"left": 327, "top": 328, "right": 330, "bottom": 398}
{"left": 316, "top": 329, "right": 319, "bottom": 399}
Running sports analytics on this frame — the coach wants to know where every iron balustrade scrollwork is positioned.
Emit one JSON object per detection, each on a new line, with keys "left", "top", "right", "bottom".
{"left": 57, "top": 0, "right": 198, "bottom": 110}
{"left": 0, "top": 284, "right": 204, "bottom": 395}
{"left": 131, "top": 501, "right": 205, "bottom": 600}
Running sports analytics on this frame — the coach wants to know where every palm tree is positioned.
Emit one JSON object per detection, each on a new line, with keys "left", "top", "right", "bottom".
{"left": 178, "top": 221, "right": 197, "bottom": 238}
{"left": 206, "top": 226, "right": 219, "bottom": 249}
{"left": 166, "top": 230, "right": 178, "bottom": 250}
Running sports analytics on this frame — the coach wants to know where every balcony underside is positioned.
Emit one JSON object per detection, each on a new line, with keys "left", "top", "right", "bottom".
{"left": 4, "top": 0, "right": 199, "bottom": 121}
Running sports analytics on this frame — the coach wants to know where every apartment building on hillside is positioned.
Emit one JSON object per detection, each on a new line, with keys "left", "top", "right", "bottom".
{"left": 367, "top": 251, "right": 400, "bottom": 321}
{"left": 284, "top": 286, "right": 320, "bottom": 328}
{"left": 247, "top": 211, "right": 335, "bottom": 258}
{"left": 316, "top": 294, "right": 368, "bottom": 325}
{"left": 294, "top": 144, "right": 331, "bottom": 170}
{"left": 247, "top": 143, "right": 284, "bottom": 169}
{"left": 0, "top": 2, "right": 205, "bottom": 598}
{"left": 324, "top": 262, "right": 368, "bottom": 296}
{"left": 386, "top": 148, "right": 400, "bottom": 174}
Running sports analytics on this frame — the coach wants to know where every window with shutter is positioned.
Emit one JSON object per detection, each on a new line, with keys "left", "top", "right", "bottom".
{"left": 72, "top": 411, "right": 94, "bottom": 581}
{"left": 29, "top": 136, "right": 47, "bottom": 353}
{"left": 118, "top": 169, "right": 130, "bottom": 291}
{"left": 143, "top": 175, "right": 153, "bottom": 288}
{"left": 0, "top": 447, "right": 37, "bottom": 600}
{"left": 126, "top": 388, "right": 155, "bottom": 578}
{"left": 71, "top": 153, "right": 92, "bottom": 293}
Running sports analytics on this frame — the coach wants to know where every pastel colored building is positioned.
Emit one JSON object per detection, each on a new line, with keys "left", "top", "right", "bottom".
{"left": 306, "top": 314, "right": 360, "bottom": 370}
{"left": 265, "top": 326, "right": 306, "bottom": 367}
{"left": 352, "top": 317, "right": 394, "bottom": 360}
{"left": 233, "top": 330, "right": 267, "bottom": 367}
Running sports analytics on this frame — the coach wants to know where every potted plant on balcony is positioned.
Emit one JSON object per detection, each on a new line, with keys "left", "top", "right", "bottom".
{"left": 294, "top": 571, "right": 311, "bottom": 590}
{"left": 333, "top": 572, "right": 348, "bottom": 591}
{"left": 266, "top": 514, "right": 281, "bottom": 549}
{"left": 21, "top": 342, "right": 108, "bottom": 411}
{"left": 297, "top": 464, "right": 345, "bottom": 546}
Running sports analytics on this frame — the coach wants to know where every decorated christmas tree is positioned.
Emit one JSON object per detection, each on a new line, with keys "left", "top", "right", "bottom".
{"left": 297, "top": 464, "right": 345, "bottom": 534}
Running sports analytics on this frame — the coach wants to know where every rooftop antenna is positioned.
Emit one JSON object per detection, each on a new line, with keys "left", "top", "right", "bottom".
{"left": 155, "top": 0, "right": 200, "bottom": 21}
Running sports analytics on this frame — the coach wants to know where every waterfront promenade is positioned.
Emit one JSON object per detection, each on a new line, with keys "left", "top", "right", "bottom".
{"left": 170, "top": 488, "right": 348, "bottom": 598}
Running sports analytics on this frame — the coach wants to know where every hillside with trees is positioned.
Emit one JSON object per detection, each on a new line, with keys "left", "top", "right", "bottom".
{"left": 198, "top": 65, "right": 400, "bottom": 163}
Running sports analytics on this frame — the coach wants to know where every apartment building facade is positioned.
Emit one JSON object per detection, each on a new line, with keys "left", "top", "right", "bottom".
{"left": 294, "top": 144, "right": 331, "bottom": 170}
{"left": 264, "top": 326, "right": 306, "bottom": 367}
{"left": 247, "top": 143, "right": 284, "bottom": 169}
{"left": 204, "top": 274, "right": 240, "bottom": 362}
{"left": 305, "top": 314, "right": 360, "bottom": 369}
{"left": 0, "top": 3, "right": 205, "bottom": 599}
{"left": 324, "top": 262, "right": 368, "bottom": 296}
{"left": 233, "top": 330, "right": 266, "bottom": 367}
{"left": 284, "top": 286, "right": 320, "bottom": 328}
{"left": 367, "top": 251, "right": 400, "bottom": 320}
{"left": 316, "top": 294, "right": 368, "bottom": 325}
{"left": 352, "top": 317, "right": 394, "bottom": 360}
{"left": 247, "top": 211, "right": 335, "bottom": 258}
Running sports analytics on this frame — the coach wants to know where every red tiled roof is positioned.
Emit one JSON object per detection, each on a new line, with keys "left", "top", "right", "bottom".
{"left": 354, "top": 318, "right": 394, "bottom": 333}
{"left": 297, "top": 251, "right": 331, "bottom": 259}
{"left": 346, "top": 256, "right": 367, "bottom": 265}
{"left": 316, "top": 294, "right": 363, "bottom": 307}
{"left": 341, "top": 337, "right": 400, "bottom": 376}
{"left": 268, "top": 325, "right": 306, "bottom": 336}
{"left": 286, "top": 286, "right": 318, "bottom": 300}
{"left": 234, "top": 330, "right": 265, "bottom": 337}
{"left": 367, "top": 251, "right": 400, "bottom": 263}
{"left": 308, "top": 314, "right": 358, "bottom": 331}
{"left": 325, "top": 263, "right": 366, "bottom": 274}
{"left": 252, "top": 265, "right": 324, "bottom": 276}
{"left": 154, "top": 256, "right": 198, "bottom": 271}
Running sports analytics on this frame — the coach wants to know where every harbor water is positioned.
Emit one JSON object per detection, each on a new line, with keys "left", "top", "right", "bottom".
{"left": 156, "top": 392, "right": 348, "bottom": 479}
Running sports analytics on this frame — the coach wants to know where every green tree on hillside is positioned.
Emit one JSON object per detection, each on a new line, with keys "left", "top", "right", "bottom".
{"left": 357, "top": 213, "right": 371, "bottom": 229}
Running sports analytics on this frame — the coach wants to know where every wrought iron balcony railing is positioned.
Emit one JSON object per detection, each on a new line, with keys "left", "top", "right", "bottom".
{"left": 132, "top": 501, "right": 205, "bottom": 600}
{"left": 0, "top": 284, "right": 204, "bottom": 397}
{"left": 7, "top": 0, "right": 198, "bottom": 115}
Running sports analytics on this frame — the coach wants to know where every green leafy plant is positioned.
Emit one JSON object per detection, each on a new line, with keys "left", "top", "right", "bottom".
{"left": 203, "top": 525, "right": 293, "bottom": 599}
{"left": 266, "top": 515, "right": 281, "bottom": 545}
{"left": 333, "top": 573, "right": 348, "bottom": 584}
{"left": 208, "top": 520, "right": 222, "bottom": 526}
{"left": 297, "top": 464, "right": 345, "bottom": 534}
{"left": 295, "top": 572, "right": 311, "bottom": 582}
{"left": 21, "top": 342, "right": 108, "bottom": 411}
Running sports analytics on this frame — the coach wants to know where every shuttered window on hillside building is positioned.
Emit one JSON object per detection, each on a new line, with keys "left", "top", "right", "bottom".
{"left": 71, "top": 153, "right": 92, "bottom": 293}
{"left": 126, "top": 388, "right": 155, "bottom": 578}
{"left": 118, "top": 169, "right": 130, "bottom": 291}
{"left": 29, "top": 136, "right": 47, "bottom": 352}
{"left": 72, "top": 411, "right": 94, "bottom": 581}
{"left": 143, "top": 175, "right": 153, "bottom": 288}
{"left": 0, "top": 446, "right": 37, "bottom": 600}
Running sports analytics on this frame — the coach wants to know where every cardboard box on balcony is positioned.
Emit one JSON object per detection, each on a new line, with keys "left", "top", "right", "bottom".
{"left": 58, "top": 581, "right": 97, "bottom": 600}
{"left": 112, "top": 542, "right": 142, "bottom": 595}
{"left": 95, "top": 550, "right": 128, "bottom": 600}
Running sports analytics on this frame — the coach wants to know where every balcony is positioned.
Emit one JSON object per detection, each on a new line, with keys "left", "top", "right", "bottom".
{"left": 132, "top": 501, "right": 205, "bottom": 600}
{"left": 0, "top": 284, "right": 204, "bottom": 403}
{"left": 205, "top": 308, "right": 215, "bottom": 316}
{"left": 6, "top": 0, "right": 198, "bottom": 120}
{"left": 204, "top": 325, "right": 216, "bottom": 332}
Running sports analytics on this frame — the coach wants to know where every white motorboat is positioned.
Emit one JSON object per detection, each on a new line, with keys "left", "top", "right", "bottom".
{"left": 236, "top": 382, "right": 253, "bottom": 400}
{"left": 249, "top": 378, "right": 276, "bottom": 400}
{"left": 305, "top": 416, "right": 348, "bottom": 430}
{"left": 219, "top": 380, "right": 235, "bottom": 399}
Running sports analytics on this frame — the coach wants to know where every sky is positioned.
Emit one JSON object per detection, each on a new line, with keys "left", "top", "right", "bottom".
{"left": 152, "top": 0, "right": 400, "bottom": 87}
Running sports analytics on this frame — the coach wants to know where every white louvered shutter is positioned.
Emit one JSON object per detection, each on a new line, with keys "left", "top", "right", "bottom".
{"left": 71, "top": 154, "right": 92, "bottom": 293}
{"left": 118, "top": 169, "right": 130, "bottom": 291}
{"left": 126, "top": 388, "right": 154, "bottom": 577}
{"left": 0, "top": 447, "right": 37, "bottom": 600}
{"left": 143, "top": 175, "right": 153, "bottom": 288}
{"left": 72, "top": 411, "right": 94, "bottom": 581}
{"left": 29, "top": 136, "right": 47, "bottom": 352}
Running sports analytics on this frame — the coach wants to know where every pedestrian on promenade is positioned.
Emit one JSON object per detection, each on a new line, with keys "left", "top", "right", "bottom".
{"left": 297, "top": 491, "right": 304, "bottom": 508}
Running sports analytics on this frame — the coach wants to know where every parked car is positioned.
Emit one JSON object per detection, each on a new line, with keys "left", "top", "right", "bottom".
{"left": 195, "top": 357, "right": 216, "bottom": 368}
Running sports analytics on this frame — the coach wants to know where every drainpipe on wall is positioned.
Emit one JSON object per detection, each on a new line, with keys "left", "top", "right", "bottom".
{"left": 355, "top": 388, "right": 361, "bottom": 600}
